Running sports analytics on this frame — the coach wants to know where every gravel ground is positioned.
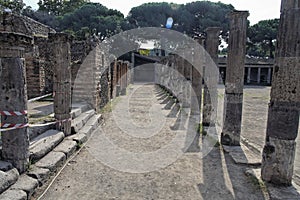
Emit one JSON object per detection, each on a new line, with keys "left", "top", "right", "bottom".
{"left": 36, "top": 84, "right": 269, "bottom": 200}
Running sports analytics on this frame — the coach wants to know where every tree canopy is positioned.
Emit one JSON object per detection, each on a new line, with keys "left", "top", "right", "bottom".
{"left": 126, "top": 1, "right": 235, "bottom": 37}
{"left": 37, "top": 0, "right": 86, "bottom": 16}
{"left": 58, "top": 3, "right": 125, "bottom": 39}
{"left": 247, "top": 19, "right": 279, "bottom": 58}
{"left": 1, "top": 0, "right": 279, "bottom": 56}
{"left": 0, "top": 0, "right": 24, "bottom": 13}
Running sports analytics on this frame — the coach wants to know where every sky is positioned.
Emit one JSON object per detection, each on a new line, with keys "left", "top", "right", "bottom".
{"left": 23, "top": 0, "right": 281, "bottom": 25}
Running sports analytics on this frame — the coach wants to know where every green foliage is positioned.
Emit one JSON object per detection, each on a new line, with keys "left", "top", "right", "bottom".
{"left": 58, "top": 3, "right": 125, "bottom": 40}
{"left": 126, "top": 1, "right": 235, "bottom": 37}
{"left": 37, "top": 0, "right": 86, "bottom": 16}
{"left": 0, "top": 0, "right": 25, "bottom": 14}
{"left": 247, "top": 19, "right": 279, "bottom": 58}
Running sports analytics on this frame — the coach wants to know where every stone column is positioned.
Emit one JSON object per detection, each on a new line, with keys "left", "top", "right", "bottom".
{"left": 247, "top": 67, "right": 251, "bottom": 84}
{"left": 121, "top": 62, "right": 127, "bottom": 95}
{"left": 267, "top": 67, "right": 272, "bottom": 84}
{"left": 0, "top": 32, "right": 32, "bottom": 173}
{"left": 49, "top": 33, "right": 72, "bottom": 136}
{"left": 116, "top": 61, "right": 121, "bottom": 96}
{"left": 190, "top": 38, "right": 205, "bottom": 116}
{"left": 257, "top": 67, "right": 261, "bottom": 84}
{"left": 112, "top": 60, "right": 117, "bottom": 99}
{"left": 131, "top": 52, "right": 135, "bottom": 84}
{"left": 221, "top": 11, "right": 249, "bottom": 146}
{"left": 202, "top": 27, "right": 221, "bottom": 126}
{"left": 261, "top": 1, "right": 300, "bottom": 186}
{"left": 182, "top": 59, "right": 192, "bottom": 108}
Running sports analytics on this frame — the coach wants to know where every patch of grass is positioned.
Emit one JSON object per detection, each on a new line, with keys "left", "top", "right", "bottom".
{"left": 27, "top": 159, "right": 37, "bottom": 171}
{"left": 99, "top": 97, "right": 121, "bottom": 114}
{"left": 196, "top": 123, "right": 208, "bottom": 136}
{"left": 247, "top": 173, "right": 268, "bottom": 192}
{"left": 76, "top": 141, "right": 83, "bottom": 150}
{"left": 214, "top": 141, "right": 221, "bottom": 147}
{"left": 218, "top": 93, "right": 224, "bottom": 99}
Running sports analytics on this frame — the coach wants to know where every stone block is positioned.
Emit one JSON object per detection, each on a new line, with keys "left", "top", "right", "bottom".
{"left": 66, "top": 133, "right": 87, "bottom": 144}
{"left": 53, "top": 140, "right": 77, "bottom": 158}
{"left": 0, "top": 161, "right": 13, "bottom": 172}
{"left": 29, "top": 130, "right": 65, "bottom": 161}
{"left": 262, "top": 137, "right": 296, "bottom": 185}
{"left": 0, "top": 189, "right": 27, "bottom": 200}
{"left": 35, "top": 151, "right": 66, "bottom": 172}
{"left": 10, "top": 174, "right": 39, "bottom": 199}
{"left": 0, "top": 168, "right": 19, "bottom": 193}
{"left": 223, "top": 144, "right": 261, "bottom": 166}
{"left": 27, "top": 166, "right": 50, "bottom": 186}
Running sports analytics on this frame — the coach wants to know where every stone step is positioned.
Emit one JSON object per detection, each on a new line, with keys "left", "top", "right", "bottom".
{"left": 71, "top": 103, "right": 89, "bottom": 119}
{"left": 35, "top": 151, "right": 66, "bottom": 172}
{"left": 71, "top": 109, "right": 95, "bottom": 134}
{"left": 10, "top": 174, "right": 39, "bottom": 200}
{"left": 0, "top": 189, "right": 27, "bottom": 200}
{"left": 66, "top": 114, "right": 102, "bottom": 144}
{"left": 0, "top": 168, "right": 19, "bottom": 194}
{"left": 29, "top": 130, "right": 65, "bottom": 161}
{"left": 72, "top": 103, "right": 89, "bottom": 113}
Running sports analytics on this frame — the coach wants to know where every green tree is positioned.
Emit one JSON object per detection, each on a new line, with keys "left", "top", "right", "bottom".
{"left": 58, "top": 3, "right": 125, "bottom": 40}
{"left": 127, "top": 2, "right": 177, "bottom": 28}
{"left": 37, "top": 0, "right": 86, "bottom": 16}
{"left": 0, "top": 0, "right": 25, "bottom": 14}
{"left": 248, "top": 19, "right": 279, "bottom": 58}
{"left": 181, "top": 1, "right": 234, "bottom": 37}
{"left": 126, "top": 1, "right": 234, "bottom": 37}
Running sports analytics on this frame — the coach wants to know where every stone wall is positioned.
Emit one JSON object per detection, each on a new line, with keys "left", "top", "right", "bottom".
{"left": 0, "top": 13, "right": 55, "bottom": 36}
{"left": 0, "top": 13, "right": 55, "bottom": 98}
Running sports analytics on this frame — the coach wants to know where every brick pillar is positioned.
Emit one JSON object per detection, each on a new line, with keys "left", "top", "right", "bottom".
{"left": 221, "top": 11, "right": 249, "bottom": 146}
{"left": 0, "top": 32, "right": 32, "bottom": 172}
{"left": 202, "top": 27, "right": 221, "bottom": 126}
{"left": 49, "top": 33, "right": 72, "bottom": 136}
{"left": 261, "top": 1, "right": 300, "bottom": 186}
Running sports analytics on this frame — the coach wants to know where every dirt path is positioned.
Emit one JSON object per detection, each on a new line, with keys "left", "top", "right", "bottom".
{"left": 37, "top": 84, "right": 267, "bottom": 200}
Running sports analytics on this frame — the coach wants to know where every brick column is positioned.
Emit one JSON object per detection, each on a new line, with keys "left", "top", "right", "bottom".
{"left": 261, "top": 1, "right": 300, "bottom": 185}
{"left": 49, "top": 33, "right": 72, "bottom": 136}
{"left": 202, "top": 27, "right": 221, "bottom": 126}
{"left": 0, "top": 32, "right": 32, "bottom": 172}
{"left": 221, "top": 11, "right": 249, "bottom": 146}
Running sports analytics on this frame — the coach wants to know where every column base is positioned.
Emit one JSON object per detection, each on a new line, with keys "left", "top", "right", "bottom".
{"left": 261, "top": 137, "right": 296, "bottom": 186}
{"left": 220, "top": 132, "right": 240, "bottom": 146}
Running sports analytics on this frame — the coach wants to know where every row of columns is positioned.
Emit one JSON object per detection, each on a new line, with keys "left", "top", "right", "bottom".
{"left": 0, "top": 31, "right": 131, "bottom": 173}
{"left": 0, "top": 33, "right": 72, "bottom": 173}
{"left": 246, "top": 67, "right": 272, "bottom": 84}
{"left": 213, "top": 2, "right": 299, "bottom": 186}
{"left": 158, "top": 1, "right": 299, "bottom": 186}
{"left": 112, "top": 60, "right": 130, "bottom": 98}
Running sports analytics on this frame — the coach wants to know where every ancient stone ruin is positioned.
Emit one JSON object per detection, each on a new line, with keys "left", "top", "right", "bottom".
{"left": 0, "top": 0, "right": 299, "bottom": 198}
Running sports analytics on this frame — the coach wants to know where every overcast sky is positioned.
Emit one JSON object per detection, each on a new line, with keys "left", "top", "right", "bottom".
{"left": 23, "top": 0, "right": 281, "bottom": 25}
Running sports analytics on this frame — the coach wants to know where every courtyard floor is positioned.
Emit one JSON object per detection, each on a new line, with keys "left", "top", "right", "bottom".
{"left": 34, "top": 83, "right": 287, "bottom": 200}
